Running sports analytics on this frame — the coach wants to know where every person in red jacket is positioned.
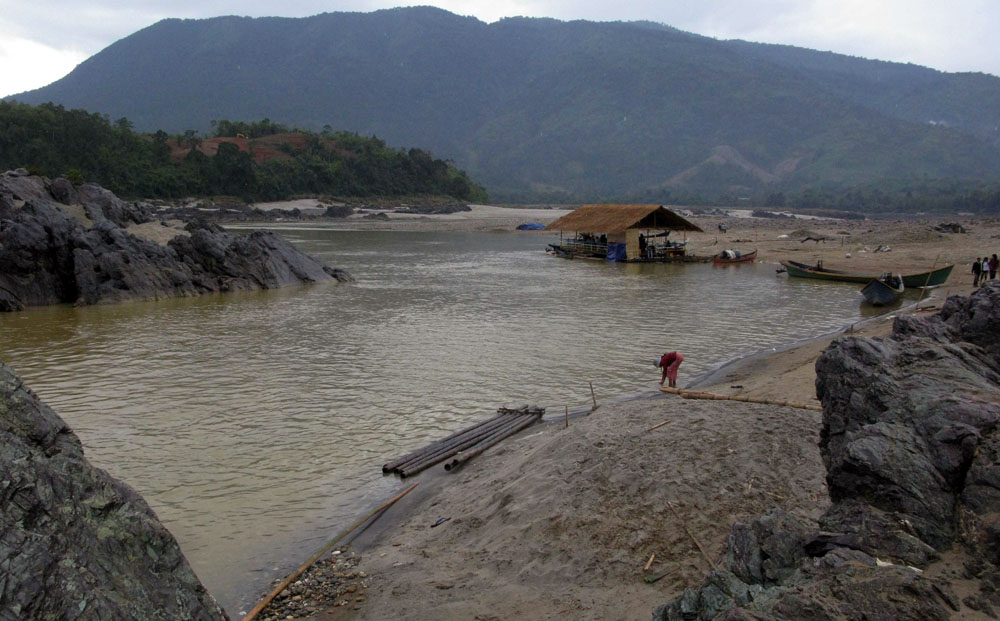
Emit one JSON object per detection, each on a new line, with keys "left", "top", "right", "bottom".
{"left": 657, "top": 351, "right": 684, "bottom": 388}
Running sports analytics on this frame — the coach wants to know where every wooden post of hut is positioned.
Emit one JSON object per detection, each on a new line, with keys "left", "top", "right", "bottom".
{"left": 625, "top": 229, "right": 641, "bottom": 260}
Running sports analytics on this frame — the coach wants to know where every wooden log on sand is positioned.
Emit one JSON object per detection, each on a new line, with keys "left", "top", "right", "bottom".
{"left": 658, "top": 385, "right": 821, "bottom": 412}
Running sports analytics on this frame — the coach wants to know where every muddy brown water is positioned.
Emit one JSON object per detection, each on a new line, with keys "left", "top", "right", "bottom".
{"left": 0, "top": 227, "right": 884, "bottom": 615}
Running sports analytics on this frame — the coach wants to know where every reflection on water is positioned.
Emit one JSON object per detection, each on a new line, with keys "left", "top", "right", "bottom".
{"left": 0, "top": 229, "right": 875, "bottom": 614}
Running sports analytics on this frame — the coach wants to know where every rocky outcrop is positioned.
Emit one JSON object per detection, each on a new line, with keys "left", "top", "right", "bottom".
{"left": 0, "top": 362, "right": 227, "bottom": 619}
{"left": 0, "top": 169, "right": 353, "bottom": 311}
{"left": 654, "top": 283, "right": 1000, "bottom": 620}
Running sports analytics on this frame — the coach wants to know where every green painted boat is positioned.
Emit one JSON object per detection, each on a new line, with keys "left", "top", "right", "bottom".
{"left": 861, "top": 274, "right": 904, "bottom": 306}
{"left": 780, "top": 260, "right": 954, "bottom": 288}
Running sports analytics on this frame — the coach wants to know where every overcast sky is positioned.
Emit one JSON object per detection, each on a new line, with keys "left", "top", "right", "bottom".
{"left": 2, "top": 1, "right": 998, "bottom": 98}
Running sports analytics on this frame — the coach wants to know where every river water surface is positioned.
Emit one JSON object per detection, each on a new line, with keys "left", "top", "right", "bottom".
{"left": 0, "top": 228, "right": 878, "bottom": 614}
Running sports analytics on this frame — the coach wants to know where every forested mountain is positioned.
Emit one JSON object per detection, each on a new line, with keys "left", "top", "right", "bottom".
{"left": 0, "top": 102, "right": 485, "bottom": 202}
{"left": 9, "top": 7, "right": 1000, "bottom": 203}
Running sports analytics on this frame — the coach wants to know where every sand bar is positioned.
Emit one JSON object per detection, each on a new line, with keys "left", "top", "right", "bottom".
{"left": 247, "top": 212, "right": 999, "bottom": 620}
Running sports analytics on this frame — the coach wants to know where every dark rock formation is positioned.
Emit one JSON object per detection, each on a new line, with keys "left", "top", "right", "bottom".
{"left": 0, "top": 362, "right": 227, "bottom": 619}
{"left": 396, "top": 203, "right": 471, "bottom": 215}
{"left": 323, "top": 204, "right": 355, "bottom": 218}
{"left": 0, "top": 169, "right": 353, "bottom": 311}
{"left": 750, "top": 209, "right": 795, "bottom": 219}
{"left": 654, "top": 283, "right": 1000, "bottom": 620}
{"left": 934, "top": 222, "right": 967, "bottom": 234}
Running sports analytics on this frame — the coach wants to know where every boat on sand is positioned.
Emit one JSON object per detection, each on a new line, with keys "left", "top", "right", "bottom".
{"left": 860, "top": 273, "right": 904, "bottom": 306}
{"left": 779, "top": 260, "right": 953, "bottom": 288}
{"left": 713, "top": 249, "right": 757, "bottom": 265}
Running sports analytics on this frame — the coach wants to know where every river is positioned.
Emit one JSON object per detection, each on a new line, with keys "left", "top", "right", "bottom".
{"left": 0, "top": 228, "right": 878, "bottom": 615}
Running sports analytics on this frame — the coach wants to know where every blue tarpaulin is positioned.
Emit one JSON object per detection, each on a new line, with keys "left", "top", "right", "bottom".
{"left": 605, "top": 242, "right": 627, "bottom": 262}
{"left": 517, "top": 222, "right": 546, "bottom": 230}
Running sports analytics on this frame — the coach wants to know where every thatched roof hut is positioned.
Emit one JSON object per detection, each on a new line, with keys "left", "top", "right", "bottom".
{"left": 546, "top": 204, "right": 703, "bottom": 261}
{"left": 546, "top": 204, "right": 703, "bottom": 234}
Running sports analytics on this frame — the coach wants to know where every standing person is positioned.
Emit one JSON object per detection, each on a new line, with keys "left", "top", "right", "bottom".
{"left": 973, "top": 258, "right": 982, "bottom": 287}
{"left": 983, "top": 256, "right": 992, "bottom": 287}
{"left": 657, "top": 351, "right": 684, "bottom": 388}
{"left": 990, "top": 254, "right": 998, "bottom": 280}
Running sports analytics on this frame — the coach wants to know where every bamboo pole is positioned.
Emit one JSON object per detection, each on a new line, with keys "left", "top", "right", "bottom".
{"left": 398, "top": 416, "right": 530, "bottom": 478}
{"left": 666, "top": 500, "right": 718, "bottom": 572}
{"left": 590, "top": 381, "right": 597, "bottom": 408}
{"left": 445, "top": 413, "right": 542, "bottom": 471}
{"left": 391, "top": 414, "right": 518, "bottom": 474}
{"left": 917, "top": 253, "right": 941, "bottom": 305}
{"left": 659, "top": 385, "right": 821, "bottom": 411}
{"left": 382, "top": 413, "right": 513, "bottom": 473}
{"left": 679, "top": 391, "right": 822, "bottom": 411}
{"left": 645, "top": 419, "right": 671, "bottom": 433}
{"left": 398, "top": 414, "right": 532, "bottom": 476}
{"left": 382, "top": 415, "right": 508, "bottom": 472}
{"left": 242, "top": 482, "right": 419, "bottom": 621}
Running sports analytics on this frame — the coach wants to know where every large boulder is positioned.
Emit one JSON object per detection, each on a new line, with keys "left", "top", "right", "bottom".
{"left": 0, "top": 171, "right": 353, "bottom": 311}
{"left": 816, "top": 282, "right": 1000, "bottom": 560}
{"left": 654, "top": 512, "right": 958, "bottom": 621}
{"left": 654, "top": 283, "right": 1000, "bottom": 619}
{"left": 0, "top": 362, "right": 227, "bottom": 620}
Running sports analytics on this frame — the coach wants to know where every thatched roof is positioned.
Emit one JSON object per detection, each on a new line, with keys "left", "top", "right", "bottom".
{"left": 546, "top": 204, "right": 703, "bottom": 234}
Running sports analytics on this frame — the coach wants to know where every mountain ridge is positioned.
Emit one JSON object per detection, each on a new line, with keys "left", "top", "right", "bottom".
{"left": 9, "top": 6, "right": 1000, "bottom": 200}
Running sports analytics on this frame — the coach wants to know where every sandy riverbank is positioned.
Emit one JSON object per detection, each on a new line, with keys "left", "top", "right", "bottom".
{"left": 249, "top": 202, "right": 997, "bottom": 280}
{"left": 249, "top": 203, "right": 998, "bottom": 299}
{"left": 252, "top": 202, "right": 576, "bottom": 232}
{"left": 246, "top": 212, "right": 1000, "bottom": 620}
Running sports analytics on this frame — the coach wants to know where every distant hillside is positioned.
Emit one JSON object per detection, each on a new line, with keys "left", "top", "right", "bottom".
{"left": 0, "top": 102, "right": 485, "bottom": 202}
{"left": 10, "top": 7, "right": 1000, "bottom": 201}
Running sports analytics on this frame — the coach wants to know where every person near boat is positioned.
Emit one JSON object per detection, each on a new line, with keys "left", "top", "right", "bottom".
{"left": 657, "top": 351, "right": 684, "bottom": 388}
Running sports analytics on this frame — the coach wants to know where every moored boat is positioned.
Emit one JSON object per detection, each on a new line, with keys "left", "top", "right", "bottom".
{"left": 861, "top": 273, "right": 904, "bottom": 306}
{"left": 780, "top": 260, "right": 954, "bottom": 288}
{"left": 713, "top": 249, "right": 757, "bottom": 265}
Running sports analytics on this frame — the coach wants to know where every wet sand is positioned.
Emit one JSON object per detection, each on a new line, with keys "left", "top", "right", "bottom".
{"left": 247, "top": 211, "right": 999, "bottom": 621}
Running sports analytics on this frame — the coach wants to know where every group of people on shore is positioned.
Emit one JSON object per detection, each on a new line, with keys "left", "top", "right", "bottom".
{"left": 972, "top": 254, "right": 999, "bottom": 287}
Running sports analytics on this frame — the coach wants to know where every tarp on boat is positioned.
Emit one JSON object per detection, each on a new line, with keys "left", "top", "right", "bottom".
{"left": 605, "top": 242, "right": 627, "bottom": 262}
{"left": 517, "top": 222, "right": 545, "bottom": 230}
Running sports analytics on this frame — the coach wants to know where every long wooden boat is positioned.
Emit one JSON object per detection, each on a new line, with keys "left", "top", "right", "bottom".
{"left": 780, "top": 260, "right": 954, "bottom": 288}
{"left": 713, "top": 249, "right": 757, "bottom": 265}
{"left": 860, "top": 274, "right": 904, "bottom": 306}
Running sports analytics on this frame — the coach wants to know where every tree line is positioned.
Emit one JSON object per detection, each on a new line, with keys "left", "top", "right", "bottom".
{"left": 630, "top": 178, "right": 1000, "bottom": 216}
{"left": 763, "top": 180, "right": 1000, "bottom": 216}
{"left": 0, "top": 102, "right": 487, "bottom": 203}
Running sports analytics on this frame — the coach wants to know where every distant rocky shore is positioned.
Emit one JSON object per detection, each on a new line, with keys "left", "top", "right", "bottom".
{"left": 655, "top": 282, "right": 1000, "bottom": 620}
{"left": 145, "top": 195, "right": 474, "bottom": 223}
{"left": 0, "top": 169, "right": 353, "bottom": 312}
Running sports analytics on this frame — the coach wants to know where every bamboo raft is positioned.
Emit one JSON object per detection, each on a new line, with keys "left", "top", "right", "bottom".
{"left": 382, "top": 406, "right": 545, "bottom": 477}
{"left": 659, "top": 385, "right": 822, "bottom": 411}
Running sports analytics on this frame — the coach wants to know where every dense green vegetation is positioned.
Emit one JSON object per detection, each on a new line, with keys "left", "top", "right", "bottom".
{"left": 0, "top": 101, "right": 486, "bottom": 202}
{"left": 8, "top": 7, "right": 1000, "bottom": 204}
{"left": 627, "top": 177, "right": 1000, "bottom": 215}
{"left": 2, "top": 100, "right": 996, "bottom": 215}
{"left": 778, "top": 179, "right": 1000, "bottom": 215}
